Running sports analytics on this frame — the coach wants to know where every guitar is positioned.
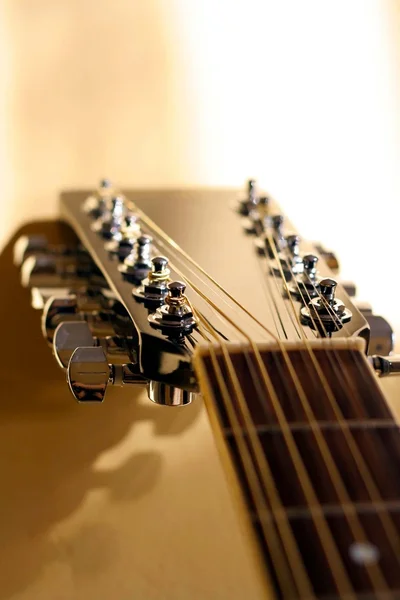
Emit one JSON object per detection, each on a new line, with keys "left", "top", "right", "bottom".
{"left": 10, "top": 179, "right": 400, "bottom": 599}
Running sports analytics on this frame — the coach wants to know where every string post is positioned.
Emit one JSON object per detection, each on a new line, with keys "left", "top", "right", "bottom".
{"left": 133, "top": 256, "right": 171, "bottom": 308}
{"left": 118, "top": 234, "right": 152, "bottom": 284}
{"left": 300, "top": 277, "right": 352, "bottom": 334}
{"left": 148, "top": 281, "right": 197, "bottom": 339}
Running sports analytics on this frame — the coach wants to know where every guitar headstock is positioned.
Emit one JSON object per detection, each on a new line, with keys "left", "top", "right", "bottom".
{"left": 14, "top": 179, "right": 395, "bottom": 404}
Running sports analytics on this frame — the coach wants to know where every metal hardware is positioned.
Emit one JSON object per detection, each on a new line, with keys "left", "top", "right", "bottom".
{"left": 118, "top": 234, "right": 152, "bottom": 283}
{"left": 370, "top": 355, "right": 400, "bottom": 377}
{"left": 42, "top": 294, "right": 117, "bottom": 344}
{"left": 67, "top": 346, "right": 146, "bottom": 403}
{"left": 104, "top": 214, "right": 141, "bottom": 261}
{"left": 238, "top": 179, "right": 260, "bottom": 216}
{"left": 20, "top": 253, "right": 104, "bottom": 288}
{"left": 287, "top": 254, "right": 321, "bottom": 300}
{"left": 148, "top": 281, "right": 197, "bottom": 339}
{"left": 53, "top": 321, "right": 133, "bottom": 368}
{"left": 83, "top": 178, "right": 114, "bottom": 218}
{"left": 269, "top": 233, "right": 303, "bottom": 280}
{"left": 300, "top": 278, "right": 352, "bottom": 335}
{"left": 132, "top": 256, "right": 171, "bottom": 308}
{"left": 92, "top": 195, "right": 126, "bottom": 239}
{"left": 147, "top": 380, "right": 197, "bottom": 406}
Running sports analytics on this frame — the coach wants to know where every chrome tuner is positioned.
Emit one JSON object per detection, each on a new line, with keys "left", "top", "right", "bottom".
{"left": 92, "top": 195, "right": 126, "bottom": 239}
{"left": 132, "top": 256, "right": 171, "bottom": 308}
{"left": 83, "top": 178, "right": 114, "bottom": 218}
{"left": 300, "top": 278, "right": 352, "bottom": 335}
{"left": 42, "top": 294, "right": 116, "bottom": 344}
{"left": 67, "top": 346, "right": 146, "bottom": 402}
{"left": 14, "top": 234, "right": 48, "bottom": 267}
{"left": 105, "top": 214, "right": 141, "bottom": 261}
{"left": 53, "top": 321, "right": 133, "bottom": 368}
{"left": 270, "top": 234, "right": 303, "bottom": 279}
{"left": 238, "top": 178, "right": 259, "bottom": 216}
{"left": 148, "top": 281, "right": 197, "bottom": 339}
{"left": 147, "top": 381, "right": 197, "bottom": 406}
{"left": 119, "top": 235, "right": 152, "bottom": 283}
{"left": 287, "top": 254, "right": 321, "bottom": 301}
{"left": 370, "top": 355, "right": 400, "bottom": 377}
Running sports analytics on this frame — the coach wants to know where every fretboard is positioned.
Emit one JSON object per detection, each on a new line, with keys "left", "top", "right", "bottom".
{"left": 194, "top": 340, "right": 400, "bottom": 599}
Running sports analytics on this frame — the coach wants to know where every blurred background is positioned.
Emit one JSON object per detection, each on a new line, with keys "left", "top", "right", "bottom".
{"left": 1, "top": 0, "right": 399, "bottom": 335}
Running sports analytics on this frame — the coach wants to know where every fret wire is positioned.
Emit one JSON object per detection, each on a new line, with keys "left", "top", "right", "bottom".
{"left": 263, "top": 231, "right": 390, "bottom": 593}
{"left": 196, "top": 315, "right": 313, "bottom": 599}
{"left": 252, "top": 501, "right": 400, "bottom": 521}
{"left": 337, "top": 350, "right": 400, "bottom": 562}
{"left": 291, "top": 246, "right": 400, "bottom": 566}
{"left": 199, "top": 328, "right": 302, "bottom": 598}
{"left": 135, "top": 197, "right": 399, "bottom": 593}
{"left": 222, "top": 419, "right": 398, "bottom": 435}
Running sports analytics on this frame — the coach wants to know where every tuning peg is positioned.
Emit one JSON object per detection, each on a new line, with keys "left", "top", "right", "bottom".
{"left": 119, "top": 235, "right": 152, "bottom": 283}
{"left": 67, "top": 346, "right": 145, "bottom": 402}
{"left": 42, "top": 294, "right": 117, "bottom": 344}
{"left": 21, "top": 254, "right": 105, "bottom": 289}
{"left": 92, "top": 195, "right": 127, "bottom": 239}
{"left": 133, "top": 256, "right": 171, "bottom": 308}
{"left": 53, "top": 321, "right": 134, "bottom": 368}
{"left": 104, "top": 214, "right": 141, "bottom": 261}
{"left": 14, "top": 235, "right": 84, "bottom": 268}
{"left": 300, "top": 277, "right": 352, "bottom": 335}
{"left": 148, "top": 281, "right": 197, "bottom": 339}
{"left": 83, "top": 178, "right": 114, "bottom": 218}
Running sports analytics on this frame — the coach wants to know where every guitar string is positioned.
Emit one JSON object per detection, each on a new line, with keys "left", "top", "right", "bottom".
{"left": 157, "top": 248, "right": 352, "bottom": 594}
{"left": 131, "top": 203, "right": 279, "bottom": 341}
{"left": 282, "top": 257, "right": 400, "bottom": 565}
{"left": 195, "top": 321, "right": 312, "bottom": 598}
{"left": 141, "top": 229, "right": 273, "bottom": 341}
{"left": 194, "top": 306, "right": 356, "bottom": 597}
{"left": 133, "top": 200, "right": 380, "bottom": 592}
{"left": 264, "top": 233, "right": 391, "bottom": 590}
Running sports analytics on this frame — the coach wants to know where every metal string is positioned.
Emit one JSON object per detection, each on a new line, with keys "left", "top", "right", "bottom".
{"left": 131, "top": 199, "right": 384, "bottom": 593}
{"left": 281, "top": 254, "right": 400, "bottom": 566}
{"left": 264, "top": 234, "right": 391, "bottom": 590}
{"left": 195, "top": 319, "right": 313, "bottom": 598}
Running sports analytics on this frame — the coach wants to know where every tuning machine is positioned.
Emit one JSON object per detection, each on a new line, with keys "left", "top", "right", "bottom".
{"left": 300, "top": 278, "right": 352, "bottom": 335}
{"left": 119, "top": 235, "right": 153, "bottom": 284}
{"left": 67, "top": 346, "right": 194, "bottom": 405}
{"left": 53, "top": 321, "right": 135, "bottom": 368}
{"left": 148, "top": 281, "right": 197, "bottom": 339}
{"left": 20, "top": 253, "right": 105, "bottom": 289}
{"left": 104, "top": 214, "right": 141, "bottom": 261}
{"left": 286, "top": 254, "right": 321, "bottom": 300}
{"left": 67, "top": 346, "right": 146, "bottom": 402}
{"left": 83, "top": 178, "right": 114, "bottom": 218}
{"left": 132, "top": 256, "right": 171, "bottom": 309}
{"left": 41, "top": 293, "right": 122, "bottom": 344}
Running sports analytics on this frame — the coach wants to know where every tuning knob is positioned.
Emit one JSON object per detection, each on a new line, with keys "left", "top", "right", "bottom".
{"left": 300, "top": 277, "right": 352, "bottom": 335}
{"left": 238, "top": 179, "right": 260, "bottom": 215}
{"left": 148, "top": 281, "right": 197, "bottom": 339}
{"left": 119, "top": 235, "right": 152, "bottom": 283}
{"left": 287, "top": 254, "right": 321, "bottom": 301}
{"left": 92, "top": 195, "right": 127, "bottom": 239}
{"left": 53, "top": 321, "right": 133, "bottom": 368}
{"left": 83, "top": 178, "right": 114, "bottom": 218}
{"left": 133, "top": 256, "right": 171, "bottom": 308}
{"left": 42, "top": 294, "right": 117, "bottom": 344}
{"left": 20, "top": 254, "right": 104, "bottom": 289}
{"left": 105, "top": 214, "right": 141, "bottom": 261}
{"left": 148, "top": 380, "right": 196, "bottom": 406}
{"left": 67, "top": 346, "right": 145, "bottom": 402}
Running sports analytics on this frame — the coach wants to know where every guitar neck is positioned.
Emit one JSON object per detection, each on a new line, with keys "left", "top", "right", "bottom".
{"left": 194, "top": 339, "right": 400, "bottom": 599}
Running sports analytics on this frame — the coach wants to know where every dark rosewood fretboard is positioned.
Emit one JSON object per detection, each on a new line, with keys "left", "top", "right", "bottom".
{"left": 194, "top": 340, "right": 400, "bottom": 599}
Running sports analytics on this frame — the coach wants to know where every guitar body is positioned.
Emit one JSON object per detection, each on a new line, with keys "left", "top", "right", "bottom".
{"left": 2, "top": 187, "right": 399, "bottom": 599}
